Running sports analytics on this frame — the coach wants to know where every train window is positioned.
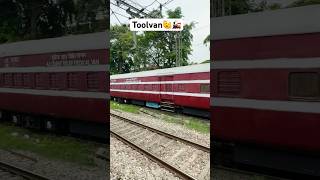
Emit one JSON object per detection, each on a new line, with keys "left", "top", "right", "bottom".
{"left": 289, "top": 72, "right": 319, "bottom": 98}
{"left": 152, "top": 84, "right": 157, "bottom": 90}
{"left": 178, "top": 84, "right": 185, "bottom": 91}
{"left": 218, "top": 71, "right": 241, "bottom": 96}
{"left": 133, "top": 84, "right": 138, "bottom": 90}
{"left": 23, "top": 73, "right": 31, "bottom": 88}
{"left": 87, "top": 72, "right": 100, "bottom": 90}
{"left": 67, "top": 73, "right": 79, "bottom": 89}
{"left": 35, "top": 73, "right": 46, "bottom": 88}
{"left": 49, "top": 73, "right": 60, "bottom": 89}
{"left": 200, "top": 84, "right": 210, "bottom": 93}
{"left": 145, "top": 84, "right": 152, "bottom": 91}
{"left": 165, "top": 84, "right": 172, "bottom": 91}
{"left": 13, "top": 73, "right": 23, "bottom": 87}
{"left": 4, "top": 73, "right": 12, "bottom": 86}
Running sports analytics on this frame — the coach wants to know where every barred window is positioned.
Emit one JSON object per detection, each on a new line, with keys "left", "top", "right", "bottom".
{"left": 289, "top": 72, "right": 319, "bottom": 98}
{"left": 4, "top": 73, "right": 12, "bottom": 86}
{"left": 50, "top": 73, "right": 60, "bottom": 89}
{"left": 13, "top": 73, "right": 23, "bottom": 87}
{"left": 23, "top": 73, "right": 31, "bottom": 88}
{"left": 200, "top": 84, "right": 210, "bottom": 93}
{"left": 165, "top": 84, "right": 172, "bottom": 91}
{"left": 178, "top": 84, "right": 185, "bottom": 91}
{"left": 153, "top": 84, "right": 158, "bottom": 90}
{"left": 35, "top": 73, "right": 46, "bottom": 88}
{"left": 218, "top": 71, "right": 241, "bottom": 96}
{"left": 68, "top": 73, "right": 79, "bottom": 89}
{"left": 87, "top": 72, "right": 100, "bottom": 90}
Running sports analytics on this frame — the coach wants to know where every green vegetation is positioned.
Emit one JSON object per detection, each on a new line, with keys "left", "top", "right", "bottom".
{"left": 111, "top": 7, "right": 195, "bottom": 74}
{"left": 0, "top": 0, "right": 107, "bottom": 43}
{"left": 111, "top": 101, "right": 209, "bottom": 134}
{"left": 162, "top": 114, "right": 209, "bottom": 134}
{"left": 0, "top": 124, "right": 98, "bottom": 166}
{"left": 111, "top": 101, "right": 140, "bottom": 114}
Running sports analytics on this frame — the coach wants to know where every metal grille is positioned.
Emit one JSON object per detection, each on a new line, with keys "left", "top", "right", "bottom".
{"left": 289, "top": 72, "right": 319, "bottom": 99}
{"left": 217, "top": 71, "right": 241, "bottom": 96}
{"left": 23, "top": 73, "right": 31, "bottom": 88}
{"left": 13, "top": 73, "right": 23, "bottom": 87}
{"left": 49, "top": 73, "right": 60, "bottom": 89}
{"left": 87, "top": 72, "right": 100, "bottom": 90}
{"left": 35, "top": 73, "right": 46, "bottom": 88}
{"left": 68, "top": 73, "right": 79, "bottom": 89}
{"left": 4, "top": 73, "right": 13, "bottom": 86}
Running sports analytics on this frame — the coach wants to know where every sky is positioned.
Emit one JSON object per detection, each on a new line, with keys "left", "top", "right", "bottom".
{"left": 110, "top": 0, "right": 210, "bottom": 64}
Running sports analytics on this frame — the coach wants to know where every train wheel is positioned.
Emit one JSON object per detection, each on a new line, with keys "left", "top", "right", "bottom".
{"left": 12, "top": 114, "right": 22, "bottom": 126}
{"left": 45, "top": 120, "right": 54, "bottom": 131}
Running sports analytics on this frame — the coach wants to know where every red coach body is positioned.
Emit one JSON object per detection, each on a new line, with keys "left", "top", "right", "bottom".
{"left": 0, "top": 32, "right": 109, "bottom": 137}
{"left": 211, "top": 5, "right": 320, "bottom": 175}
{"left": 111, "top": 64, "right": 210, "bottom": 117}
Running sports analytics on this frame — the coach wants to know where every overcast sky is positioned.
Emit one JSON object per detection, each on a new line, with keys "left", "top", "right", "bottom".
{"left": 110, "top": 0, "right": 210, "bottom": 64}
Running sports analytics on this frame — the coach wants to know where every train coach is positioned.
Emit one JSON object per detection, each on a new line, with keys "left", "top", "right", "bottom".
{"left": 111, "top": 63, "right": 210, "bottom": 118}
{"left": 0, "top": 32, "right": 109, "bottom": 138}
{"left": 211, "top": 5, "right": 320, "bottom": 176}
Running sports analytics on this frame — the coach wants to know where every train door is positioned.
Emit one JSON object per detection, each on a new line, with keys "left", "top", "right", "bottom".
{"left": 160, "top": 76, "right": 174, "bottom": 101}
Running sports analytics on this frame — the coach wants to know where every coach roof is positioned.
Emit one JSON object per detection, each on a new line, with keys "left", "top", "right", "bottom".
{"left": 111, "top": 63, "right": 209, "bottom": 79}
{"left": 211, "top": 5, "right": 320, "bottom": 40}
{"left": 0, "top": 31, "right": 108, "bottom": 58}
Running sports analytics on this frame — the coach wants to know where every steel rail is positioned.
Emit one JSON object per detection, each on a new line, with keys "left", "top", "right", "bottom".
{"left": 111, "top": 130, "right": 197, "bottom": 180}
{"left": 110, "top": 113, "right": 210, "bottom": 153}
{"left": 0, "top": 161, "right": 51, "bottom": 180}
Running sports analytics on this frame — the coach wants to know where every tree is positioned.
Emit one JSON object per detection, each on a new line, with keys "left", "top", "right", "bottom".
{"left": 287, "top": 0, "right": 320, "bottom": 7}
{"left": 0, "top": 0, "right": 21, "bottom": 43}
{"left": 110, "top": 25, "right": 134, "bottom": 74}
{"left": 203, "top": 35, "right": 210, "bottom": 47}
{"left": 0, "top": 0, "right": 107, "bottom": 43}
{"left": 110, "top": 7, "right": 194, "bottom": 74}
{"left": 134, "top": 7, "right": 194, "bottom": 70}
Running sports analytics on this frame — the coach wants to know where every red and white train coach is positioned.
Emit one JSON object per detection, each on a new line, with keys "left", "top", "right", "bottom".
{"left": 111, "top": 63, "right": 210, "bottom": 118}
{"left": 0, "top": 32, "right": 109, "bottom": 138}
{"left": 211, "top": 5, "right": 320, "bottom": 176}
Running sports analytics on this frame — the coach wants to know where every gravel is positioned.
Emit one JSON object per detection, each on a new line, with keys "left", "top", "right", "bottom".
{"left": 0, "top": 149, "right": 108, "bottom": 180}
{"left": 111, "top": 113, "right": 210, "bottom": 179}
{"left": 111, "top": 109, "right": 210, "bottom": 148}
{"left": 110, "top": 137, "right": 180, "bottom": 180}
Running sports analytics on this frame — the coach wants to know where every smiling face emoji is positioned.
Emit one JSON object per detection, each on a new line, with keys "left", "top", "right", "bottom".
{"left": 163, "top": 20, "right": 172, "bottom": 29}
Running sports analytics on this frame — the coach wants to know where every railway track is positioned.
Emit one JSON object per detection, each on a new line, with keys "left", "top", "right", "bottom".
{"left": 0, "top": 161, "right": 50, "bottom": 180}
{"left": 110, "top": 113, "right": 210, "bottom": 180}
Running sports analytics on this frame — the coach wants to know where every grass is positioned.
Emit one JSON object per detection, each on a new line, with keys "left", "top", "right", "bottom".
{"left": 0, "top": 123, "right": 98, "bottom": 166}
{"left": 111, "top": 100, "right": 210, "bottom": 134}
{"left": 163, "top": 115, "right": 210, "bottom": 134}
{"left": 111, "top": 101, "right": 140, "bottom": 114}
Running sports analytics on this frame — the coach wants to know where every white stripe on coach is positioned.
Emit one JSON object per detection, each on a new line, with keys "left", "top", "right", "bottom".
{"left": 0, "top": 31, "right": 109, "bottom": 57}
{"left": 211, "top": 97, "right": 320, "bottom": 114}
{"left": 111, "top": 63, "right": 209, "bottom": 79}
{"left": 211, "top": 58, "right": 320, "bottom": 69}
{"left": 110, "top": 80, "right": 209, "bottom": 85}
{"left": 0, "top": 88, "right": 110, "bottom": 99}
{"left": 111, "top": 89, "right": 210, "bottom": 98}
{"left": 0, "top": 65, "right": 109, "bottom": 73}
{"left": 211, "top": 5, "right": 320, "bottom": 40}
